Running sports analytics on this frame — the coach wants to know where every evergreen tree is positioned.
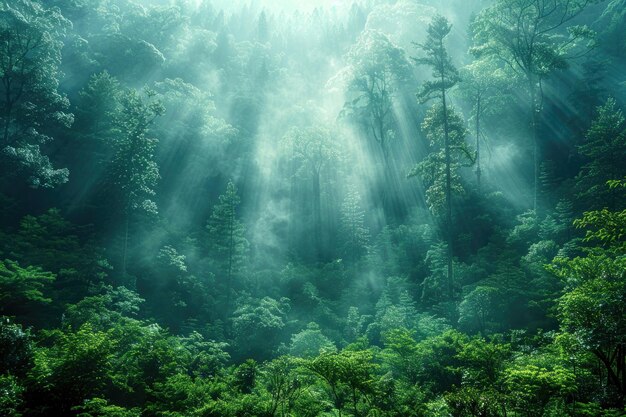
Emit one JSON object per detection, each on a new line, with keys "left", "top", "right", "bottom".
{"left": 412, "top": 15, "right": 472, "bottom": 300}
{"left": 207, "top": 181, "right": 248, "bottom": 316}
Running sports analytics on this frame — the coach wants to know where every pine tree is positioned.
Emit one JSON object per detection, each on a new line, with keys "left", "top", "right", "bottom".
{"left": 411, "top": 15, "right": 473, "bottom": 299}
{"left": 207, "top": 181, "right": 249, "bottom": 315}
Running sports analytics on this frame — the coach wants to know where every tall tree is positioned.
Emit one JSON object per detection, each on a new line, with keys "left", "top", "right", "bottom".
{"left": 471, "top": 0, "right": 599, "bottom": 210}
{"left": 338, "top": 30, "right": 412, "bottom": 164}
{"left": 412, "top": 15, "right": 472, "bottom": 299}
{"left": 207, "top": 181, "right": 248, "bottom": 316}
{"left": 283, "top": 126, "right": 340, "bottom": 260}
{"left": 0, "top": 0, "right": 73, "bottom": 188}
{"left": 456, "top": 59, "right": 508, "bottom": 188}
{"left": 551, "top": 179, "right": 626, "bottom": 406}
{"left": 107, "top": 89, "right": 163, "bottom": 284}
{"left": 576, "top": 98, "right": 626, "bottom": 210}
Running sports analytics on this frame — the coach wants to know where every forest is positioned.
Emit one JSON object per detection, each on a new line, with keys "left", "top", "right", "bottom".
{"left": 0, "top": 0, "right": 625, "bottom": 416}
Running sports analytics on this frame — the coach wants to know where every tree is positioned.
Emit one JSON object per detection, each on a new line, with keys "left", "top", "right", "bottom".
{"left": 305, "top": 349, "right": 376, "bottom": 417}
{"left": 73, "top": 398, "right": 140, "bottom": 417}
{"left": 471, "top": 0, "right": 599, "bottom": 210}
{"left": 283, "top": 127, "right": 340, "bottom": 260}
{"left": 207, "top": 181, "right": 249, "bottom": 315}
{"left": 338, "top": 29, "right": 412, "bottom": 163}
{"left": 0, "top": 259, "right": 55, "bottom": 315}
{"left": 411, "top": 15, "right": 473, "bottom": 300}
{"left": 0, "top": 374, "right": 23, "bottom": 417}
{"left": 456, "top": 59, "right": 509, "bottom": 188}
{"left": 30, "top": 324, "right": 115, "bottom": 414}
{"left": 334, "top": 28, "right": 412, "bottom": 218}
{"left": 550, "top": 187, "right": 626, "bottom": 406}
{"left": 458, "top": 286, "right": 502, "bottom": 334}
{"left": 576, "top": 98, "right": 626, "bottom": 210}
{"left": 107, "top": 89, "right": 163, "bottom": 282}
{"left": 340, "top": 185, "right": 370, "bottom": 261}
{"left": 0, "top": 319, "right": 34, "bottom": 377}
{"left": 261, "top": 356, "right": 305, "bottom": 417}
{"left": 504, "top": 363, "right": 577, "bottom": 417}
{"left": 74, "top": 71, "right": 122, "bottom": 141}
{"left": 232, "top": 297, "right": 289, "bottom": 361}
{"left": 0, "top": 0, "right": 73, "bottom": 188}
{"left": 289, "top": 322, "right": 335, "bottom": 358}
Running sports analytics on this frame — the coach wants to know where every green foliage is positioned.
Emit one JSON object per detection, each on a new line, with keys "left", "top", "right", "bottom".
{"left": 339, "top": 29, "right": 412, "bottom": 158}
{"left": 232, "top": 297, "right": 289, "bottom": 360}
{"left": 108, "top": 89, "right": 163, "bottom": 218}
{"left": 289, "top": 322, "right": 336, "bottom": 358}
{"left": 504, "top": 364, "right": 576, "bottom": 417}
{"left": 30, "top": 323, "right": 116, "bottom": 413}
{"left": 576, "top": 99, "right": 626, "bottom": 209}
{"left": 305, "top": 349, "right": 377, "bottom": 416}
{"left": 410, "top": 104, "right": 473, "bottom": 214}
{"left": 0, "top": 260, "right": 54, "bottom": 314}
{"left": 0, "top": 319, "right": 33, "bottom": 377}
{"left": 0, "top": 374, "right": 24, "bottom": 417}
{"left": 340, "top": 186, "right": 370, "bottom": 261}
{"left": 458, "top": 286, "right": 502, "bottom": 334}
{"left": 0, "top": 1, "right": 623, "bottom": 416}
{"left": 414, "top": 15, "right": 460, "bottom": 103}
{"left": 207, "top": 181, "right": 249, "bottom": 312}
{"left": 444, "top": 387, "right": 504, "bottom": 417}
{"left": 0, "top": 0, "right": 72, "bottom": 188}
{"left": 73, "top": 398, "right": 140, "bottom": 417}
{"left": 471, "top": 0, "right": 597, "bottom": 81}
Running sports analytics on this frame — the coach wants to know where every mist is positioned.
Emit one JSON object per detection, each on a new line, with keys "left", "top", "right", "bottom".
{"left": 1, "top": 0, "right": 625, "bottom": 415}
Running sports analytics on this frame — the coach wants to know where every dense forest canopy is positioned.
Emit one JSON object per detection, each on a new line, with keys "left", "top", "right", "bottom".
{"left": 0, "top": 0, "right": 625, "bottom": 416}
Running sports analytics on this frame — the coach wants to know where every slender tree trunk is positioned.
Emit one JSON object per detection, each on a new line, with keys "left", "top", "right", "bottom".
{"left": 227, "top": 207, "right": 234, "bottom": 315}
{"left": 122, "top": 210, "right": 130, "bottom": 286}
{"left": 313, "top": 170, "right": 322, "bottom": 261}
{"left": 441, "top": 42, "right": 453, "bottom": 300}
{"left": 476, "top": 97, "right": 482, "bottom": 189}
{"left": 529, "top": 78, "right": 539, "bottom": 212}
{"left": 3, "top": 93, "right": 12, "bottom": 145}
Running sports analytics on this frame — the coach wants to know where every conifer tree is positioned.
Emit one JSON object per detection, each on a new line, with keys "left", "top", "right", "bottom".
{"left": 411, "top": 15, "right": 473, "bottom": 299}
{"left": 207, "top": 181, "right": 249, "bottom": 315}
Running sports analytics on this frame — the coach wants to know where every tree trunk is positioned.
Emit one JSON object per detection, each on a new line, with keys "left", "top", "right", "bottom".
{"left": 227, "top": 206, "right": 234, "bottom": 316}
{"left": 312, "top": 170, "right": 322, "bottom": 261}
{"left": 529, "top": 78, "right": 539, "bottom": 212}
{"left": 476, "top": 97, "right": 482, "bottom": 189}
{"left": 441, "top": 41, "right": 453, "bottom": 300}
{"left": 122, "top": 210, "right": 130, "bottom": 287}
